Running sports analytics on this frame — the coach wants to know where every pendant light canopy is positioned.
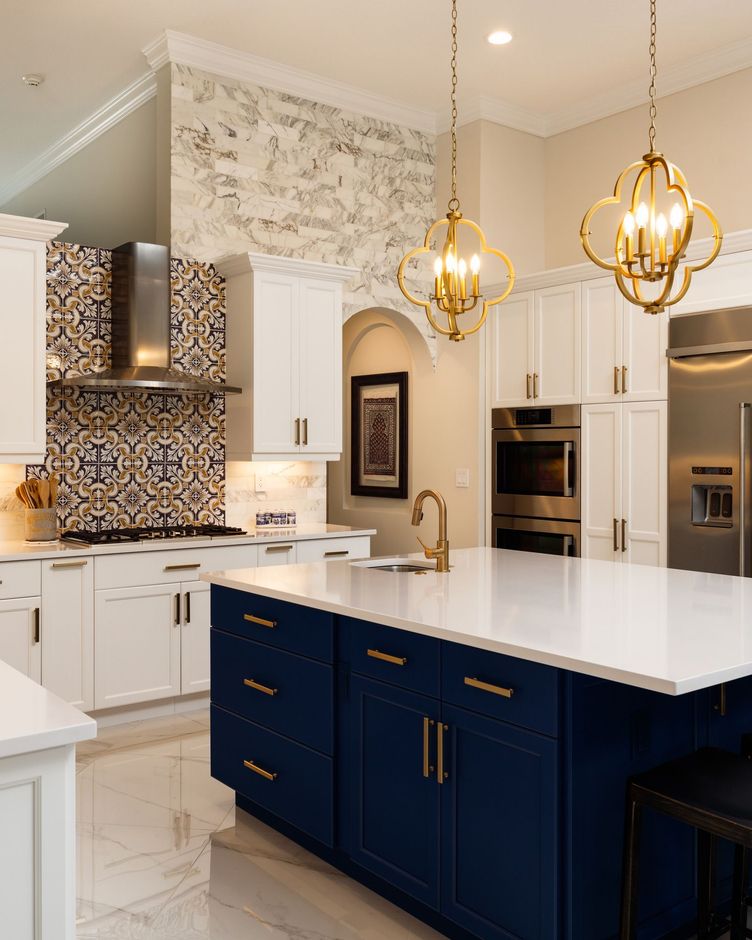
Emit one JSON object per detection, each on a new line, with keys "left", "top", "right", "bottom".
{"left": 397, "top": 0, "right": 514, "bottom": 341}
{"left": 580, "top": 0, "right": 722, "bottom": 315}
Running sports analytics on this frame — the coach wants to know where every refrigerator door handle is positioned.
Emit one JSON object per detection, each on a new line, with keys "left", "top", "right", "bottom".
{"left": 740, "top": 403, "right": 750, "bottom": 577}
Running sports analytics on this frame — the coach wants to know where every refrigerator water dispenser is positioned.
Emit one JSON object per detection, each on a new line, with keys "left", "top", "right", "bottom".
{"left": 691, "top": 484, "right": 733, "bottom": 527}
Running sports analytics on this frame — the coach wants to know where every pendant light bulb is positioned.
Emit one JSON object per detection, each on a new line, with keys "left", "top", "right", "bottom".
{"left": 669, "top": 203, "right": 684, "bottom": 230}
{"left": 470, "top": 254, "right": 480, "bottom": 274}
{"left": 434, "top": 257, "right": 443, "bottom": 276}
{"left": 655, "top": 213, "right": 668, "bottom": 237}
{"left": 623, "top": 212, "right": 635, "bottom": 236}
{"left": 635, "top": 202, "right": 649, "bottom": 229}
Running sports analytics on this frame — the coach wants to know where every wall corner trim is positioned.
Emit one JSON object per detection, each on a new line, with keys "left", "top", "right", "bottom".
{"left": 0, "top": 214, "right": 68, "bottom": 241}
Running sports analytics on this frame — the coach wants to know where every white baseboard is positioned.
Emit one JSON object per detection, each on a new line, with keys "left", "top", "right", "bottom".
{"left": 88, "top": 692, "right": 209, "bottom": 728}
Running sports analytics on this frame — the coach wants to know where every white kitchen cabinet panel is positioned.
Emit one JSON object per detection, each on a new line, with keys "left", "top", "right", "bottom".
{"left": 295, "top": 536, "right": 371, "bottom": 564}
{"left": 41, "top": 558, "right": 94, "bottom": 711}
{"left": 0, "top": 597, "right": 41, "bottom": 682}
{"left": 491, "top": 291, "right": 535, "bottom": 408}
{"left": 622, "top": 401, "right": 667, "bottom": 567}
{"left": 534, "top": 283, "right": 581, "bottom": 405}
{"left": 94, "top": 585, "right": 181, "bottom": 709}
{"left": 180, "top": 580, "right": 210, "bottom": 695}
{"left": 581, "top": 279, "right": 623, "bottom": 404}
{"left": 581, "top": 404, "right": 622, "bottom": 562}
{"left": 95, "top": 543, "right": 258, "bottom": 590}
{"left": 0, "top": 216, "right": 66, "bottom": 463}
{"left": 257, "top": 542, "right": 298, "bottom": 567}
{"left": 0, "top": 560, "right": 41, "bottom": 600}
{"left": 298, "top": 278, "right": 342, "bottom": 454}
{"left": 622, "top": 303, "right": 668, "bottom": 402}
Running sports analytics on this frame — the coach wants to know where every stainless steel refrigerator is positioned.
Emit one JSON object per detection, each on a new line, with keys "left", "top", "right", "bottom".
{"left": 668, "top": 307, "right": 752, "bottom": 575}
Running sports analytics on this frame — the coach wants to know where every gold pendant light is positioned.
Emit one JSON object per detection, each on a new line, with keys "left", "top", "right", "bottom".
{"left": 398, "top": 0, "right": 514, "bottom": 342}
{"left": 580, "top": 0, "right": 722, "bottom": 315}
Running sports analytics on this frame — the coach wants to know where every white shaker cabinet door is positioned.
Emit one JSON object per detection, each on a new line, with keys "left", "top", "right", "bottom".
{"left": 94, "top": 585, "right": 181, "bottom": 709}
{"left": 0, "top": 597, "right": 41, "bottom": 682}
{"left": 41, "top": 558, "right": 94, "bottom": 711}
{"left": 180, "top": 580, "right": 211, "bottom": 695}
{"left": 491, "top": 291, "right": 534, "bottom": 407}
{"left": 298, "top": 278, "right": 342, "bottom": 454}
{"left": 581, "top": 404, "right": 622, "bottom": 562}
{"left": 534, "top": 283, "right": 581, "bottom": 405}
{"left": 581, "top": 278, "right": 623, "bottom": 404}
{"left": 622, "top": 400, "right": 667, "bottom": 567}
{"left": 252, "top": 272, "right": 300, "bottom": 454}
{"left": 622, "top": 304, "right": 668, "bottom": 401}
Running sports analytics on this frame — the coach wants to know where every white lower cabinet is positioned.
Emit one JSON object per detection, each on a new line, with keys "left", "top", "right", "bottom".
{"left": 0, "top": 596, "right": 41, "bottom": 682}
{"left": 296, "top": 536, "right": 371, "bottom": 563}
{"left": 180, "top": 580, "right": 211, "bottom": 695}
{"left": 41, "top": 558, "right": 93, "bottom": 711}
{"left": 582, "top": 401, "right": 667, "bottom": 566}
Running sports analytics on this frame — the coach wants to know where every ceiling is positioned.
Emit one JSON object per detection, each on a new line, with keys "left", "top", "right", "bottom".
{"left": 3, "top": 0, "right": 752, "bottom": 184}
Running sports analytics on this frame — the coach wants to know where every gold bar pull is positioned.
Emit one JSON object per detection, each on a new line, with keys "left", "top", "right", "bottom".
{"left": 422, "top": 716, "right": 435, "bottom": 778}
{"left": 175, "top": 593, "right": 181, "bottom": 626}
{"left": 614, "top": 366, "right": 620, "bottom": 395}
{"left": 464, "top": 676, "right": 514, "bottom": 699}
{"left": 294, "top": 418, "right": 301, "bottom": 446}
{"left": 303, "top": 417, "right": 308, "bottom": 446}
{"left": 622, "top": 365, "right": 628, "bottom": 394}
{"left": 265, "top": 544, "right": 293, "bottom": 554}
{"left": 243, "top": 613, "right": 277, "bottom": 629}
{"left": 367, "top": 648, "right": 407, "bottom": 666}
{"left": 533, "top": 373, "right": 539, "bottom": 399}
{"left": 621, "top": 518, "right": 627, "bottom": 553}
{"left": 613, "top": 518, "right": 619, "bottom": 552}
{"left": 324, "top": 550, "right": 349, "bottom": 558}
{"left": 714, "top": 682, "right": 727, "bottom": 717}
{"left": 526, "top": 373, "right": 532, "bottom": 399}
{"left": 243, "top": 759, "right": 277, "bottom": 781}
{"left": 437, "top": 722, "right": 448, "bottom": 783}
{"left": 244, "top": 677, "right": 278, "bottom": 696}
{"left": 164, "top": 563, "right": 201, "bottom": 572}
{"left": 32, "top": 608, "right": 40, "bottom": 645}
{"left": 51, "top": 560, "right": 88, "bottom": 569}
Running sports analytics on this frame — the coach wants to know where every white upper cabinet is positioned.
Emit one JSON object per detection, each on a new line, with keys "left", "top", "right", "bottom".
{"left": 491, "top": 285, "right": 580, "bottom": 408}
{"left": 582, "top": 277, "right": 667, "bottom": 404}
{"left": 0, "top": 214, "right": 67, "bottom": 464}
{"left": 222, "top": 253, "right": 358, "bottom": 461}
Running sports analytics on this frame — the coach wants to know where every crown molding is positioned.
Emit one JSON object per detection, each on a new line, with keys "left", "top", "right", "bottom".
{"left": 217, "top": 251, "right": 360, "bottom": 283}
{"left": 143, "top": 30, "right": 437, "bottom": 135}
{"left": 0, "top": 213, "right": 68, "bottom": 242}
{"left": 437, "top": 95, "right": 548, "bottom": 138}
{"left": 0, "top": 72, "right": 156, "bottom": 208}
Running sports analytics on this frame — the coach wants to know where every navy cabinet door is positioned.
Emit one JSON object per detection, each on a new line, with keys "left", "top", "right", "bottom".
{"left": 346, "top": 674, "right": 441, "bottom": 908}
{"left": 441, "top": 703, "right": 558, "bottom": 940}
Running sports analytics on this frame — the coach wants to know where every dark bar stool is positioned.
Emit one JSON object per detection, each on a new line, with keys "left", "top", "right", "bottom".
{"left": 621, "top": 747, "right": 752, "bottom": 940}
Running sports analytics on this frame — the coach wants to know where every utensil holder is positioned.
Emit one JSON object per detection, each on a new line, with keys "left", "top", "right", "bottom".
{"left": 25, "top": 508, "right": 57, "bottom": 542}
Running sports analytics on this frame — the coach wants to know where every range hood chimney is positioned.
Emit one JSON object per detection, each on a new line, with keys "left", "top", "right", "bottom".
{"left": 52, "top": 242, "right": 241, "bottom": 394}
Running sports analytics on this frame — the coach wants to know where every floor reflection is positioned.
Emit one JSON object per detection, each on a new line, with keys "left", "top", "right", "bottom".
{"left": 75, "top": 709, "right": 440, "bottom": 939}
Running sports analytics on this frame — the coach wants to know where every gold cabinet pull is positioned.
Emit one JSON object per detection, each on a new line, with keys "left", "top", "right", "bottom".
{"left": 244, "top": 613, "right": 277, "bottom": 629}
{"left": 32, "top": 607, "right": 40, "bottom": 645}
{"left": 51, "top": 559, "right": 88, "bottom": 569}
{"left": 614, "top": 366, "right": 620, "bottom": 395}
{"left": 526, "top": 373, "right": 532, "bottom": 399}
{"left": 621, "top": 518, "right": 627, "bottom": 553}
{"left": 324, "top": 550, "right": 349, "bottom": 558}
{"left": 367, "top": 648, "right": 407, "bottom": 666}
{"left": 533, "top": 373, "right": 539, "bottom": 399}
{"left": 164, "top": 563, "right": 201, "bottom": 572}
{"left": 303, "top": 417, "right": 308, "bottom": 446}
{"left": 243, "top": 759, "right": 277, "bottom": 781}
{"left": 174, "top": 593, "right": 181, "bottom": 626}
{"left": 265, "top": 545, "right": 293, "bottom": 554}
{"left": 464, "top": 676, "right": 514, "bottom": 699}
{"left": 437, "top": 723, "right": 447, "bottom": 783}
{"left": 422, "top": 716, "right": 435, "bottom": 778}
{"left": 613, "top": 518, "right": 619, "bottom": 552}
{"left": 294, "top": 418, "right": 301, "bottom": 446}
{"left": 714, "top": 682, "right": 727, "bottom": 717}
{"left": 185, "top": 591, "right": 191, "bottom": 624}
{"left": 622, "top": 365, "right": 628, "bottom": 394}
{"left": 244, "top": 677, "right": 278, "bottom": 696}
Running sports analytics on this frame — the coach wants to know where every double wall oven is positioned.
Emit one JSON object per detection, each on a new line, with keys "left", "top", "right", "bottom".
{"left": 491, "top": 405, "right": 581, "bottom": 557}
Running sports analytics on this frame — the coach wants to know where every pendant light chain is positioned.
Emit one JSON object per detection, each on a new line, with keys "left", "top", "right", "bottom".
{"left": 448, "top": 0, "right": 459, "bottom": 211}
{"left": 648, "top": 0, "right": 657, "bottom": 152}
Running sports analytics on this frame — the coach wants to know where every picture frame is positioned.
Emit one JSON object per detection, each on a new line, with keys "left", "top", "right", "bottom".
{"left": 350, "top": 371, "right": 408, "bottom": 499}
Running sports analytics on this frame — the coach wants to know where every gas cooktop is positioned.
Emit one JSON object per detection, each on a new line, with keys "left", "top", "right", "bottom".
{"left": 62, "top": 524, "right": 247, "bottom": 546}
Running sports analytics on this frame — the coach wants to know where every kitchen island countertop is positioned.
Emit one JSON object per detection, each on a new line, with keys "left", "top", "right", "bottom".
{"left": 202, "top": 546, "right": 752, "bottom": 695}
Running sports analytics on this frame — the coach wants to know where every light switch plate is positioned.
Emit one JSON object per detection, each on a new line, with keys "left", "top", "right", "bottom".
{"left": 455, "top": 468, "right": 470, "bottom": 488}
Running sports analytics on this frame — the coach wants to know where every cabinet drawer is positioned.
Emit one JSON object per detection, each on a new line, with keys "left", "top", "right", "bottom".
{"left": 211, "top": 630, "right": 334, "bottom": 754}
{"left": 257, "top": 542, "right": 298, "bottom": 566}
{"left": 211, "top": 586, "right": 333, "bottom": 662}
{"left": 95, "top": 544, "right": 259, "bottom": 589}
{"left": 295, "top": 537, "right": 370, "bottom": 564}
{"left": 342, "top": 617, "right": 440, "bottom": 698}
{"left": 442, "top": 642, "right": 559, "bottom": 737}
{"left": 211, "top": 704, "right": 333, "bottom": 845}
{"left": 0, "top": 560, "right": 41, "bottom": 599}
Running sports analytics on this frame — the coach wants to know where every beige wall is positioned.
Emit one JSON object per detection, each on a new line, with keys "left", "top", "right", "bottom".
{"left": 1, "top": 99, "right": 157, "bottom": 249}
{"left": 545, "top": 67, "right": 752, "bottom": 269}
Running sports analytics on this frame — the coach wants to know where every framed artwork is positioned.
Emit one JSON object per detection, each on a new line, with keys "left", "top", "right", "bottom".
{"left": 351, "top": 371, "right": 408, "bottom": 499}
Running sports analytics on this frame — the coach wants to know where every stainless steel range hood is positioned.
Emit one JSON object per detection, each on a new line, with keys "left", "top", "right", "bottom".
{"left": 51, "top": 242, "right": 241, "bottom": 394}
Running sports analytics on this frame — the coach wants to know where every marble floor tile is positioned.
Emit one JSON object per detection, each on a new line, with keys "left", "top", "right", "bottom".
{"left": 76, "top": 713, "right": 442, "bottom": 939}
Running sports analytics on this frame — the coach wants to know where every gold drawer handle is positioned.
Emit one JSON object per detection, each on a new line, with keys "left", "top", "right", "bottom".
{"left": 324, "top": 550, "right": 349, "bottom": 558}
{"left": 164, "top": 563, "right": 202, "bottom": 571}
{"left": 51, "top": 560, "right": 88, "bottom": 569}
{"left": 243, "top": 677, "right": 278, "bottom": 696}
{"left": 422, "top": 716, "right": 435, "bottom": 778}
{"left": 437, "top": 722, "right": 447, "bottom": 783}
{"left": 367, "top": 648, "right": 407, "bottom": 666}
{"left": 464, "top": 676, "right": 514, "bottom": 699}
{"left": 243, "top": 759, "right": 277, "bottom": 781}
{"left": 244, "top": 614, "right": 277, "bottom": 629}
{"left": 265, "top": 545, "right": 293, "bottom": 554}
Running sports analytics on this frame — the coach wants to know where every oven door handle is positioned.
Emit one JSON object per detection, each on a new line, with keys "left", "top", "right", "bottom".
{"left": 561, "top": 534, "right": 574, "bottom": 557}
{"left": 562, "top": 442, "right": 574, "bottom": 498}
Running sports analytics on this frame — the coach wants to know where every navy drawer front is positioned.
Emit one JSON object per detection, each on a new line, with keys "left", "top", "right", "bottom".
{"left": 211, "top": 629, "right": 334, "bottom": 754}
{"left": 211, "top": 704, "right": 333, "bottom": 845}
{"left": 342, "top": 617, "right": 440, "bottom": 698}
{"left": 211, "top": 586, "right": 334, "bottom": 662}
{"left": 442, "top": 641, "right": 560, "bottom": 737}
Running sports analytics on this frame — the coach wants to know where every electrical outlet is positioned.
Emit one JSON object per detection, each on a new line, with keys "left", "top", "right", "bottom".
{"left": 455, "top": 468, "right": 470, "bottom": 488}
{"left": 255, "top": 475, "right": 265, "bottom": 493}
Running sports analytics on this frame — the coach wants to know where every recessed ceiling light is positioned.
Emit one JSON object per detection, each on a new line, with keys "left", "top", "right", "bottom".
{"left": 21, "top": 74, "right": 44, "bottom": 88}
{"left": 487, "top": 30, "right": 512, "bottom": 46}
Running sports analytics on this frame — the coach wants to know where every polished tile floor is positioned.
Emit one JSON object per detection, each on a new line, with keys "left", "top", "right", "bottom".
{"left": 75, "top": 709, "right": 442, "bottom": 939}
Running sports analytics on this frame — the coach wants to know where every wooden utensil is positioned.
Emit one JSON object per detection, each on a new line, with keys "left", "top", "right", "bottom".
{"left": 27, "top": 479, "right": 40, "bottom": 509}
{"left": 15, "top": 484, "right": 32, "bottom": 508}
{"left": 37, "top": 479, "right": 50, "bottom": 508}
{"left": 49, "top": 474, "right": 58, "bottom": 507}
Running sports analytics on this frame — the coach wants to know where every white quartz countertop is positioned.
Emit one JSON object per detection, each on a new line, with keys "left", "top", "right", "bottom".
{"left": 0, "top": 524, "right": 375, "bottom": 563}
{"left": 0, "top": 659, "right": 96, "bottom": 759}
{"left": 202, "top": 546, "right": 752, "bottom": 696}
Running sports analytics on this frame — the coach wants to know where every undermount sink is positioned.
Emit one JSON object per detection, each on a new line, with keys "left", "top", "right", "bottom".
{"left": 350, "top": 558, "right": 435, "bottom": 573}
